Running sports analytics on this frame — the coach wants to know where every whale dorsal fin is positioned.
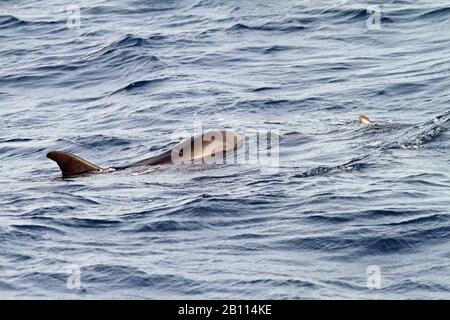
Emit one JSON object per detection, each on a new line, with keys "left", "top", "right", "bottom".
{"left": 47, "top": 151, "right": 103, "bottom": 176}
{"left": 359, "top": 115, "right": 373, "bottom": 124}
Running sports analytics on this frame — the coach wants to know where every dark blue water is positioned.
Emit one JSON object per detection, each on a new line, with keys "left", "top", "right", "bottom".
{"left": 0, "top": 0, "right": 449, "bottom": 299}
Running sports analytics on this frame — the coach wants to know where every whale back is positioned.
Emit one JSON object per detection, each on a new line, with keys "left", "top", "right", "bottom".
{"left": 171, "top": 129, "right": 244, "bottom": 164}
{"left": 47, "top": 129, "right": 245, "bottom": 176}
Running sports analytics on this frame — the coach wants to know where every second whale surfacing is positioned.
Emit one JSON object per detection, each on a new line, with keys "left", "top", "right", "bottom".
{"left": 47, "top": 129, "right": 244, "bottom": 177}
{"left": 359, "top": 115, "right": 373, "bottom": 125}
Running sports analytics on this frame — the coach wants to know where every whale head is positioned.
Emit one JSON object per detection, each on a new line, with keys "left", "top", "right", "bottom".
{"left": 359, "top": 115, "right": 373, "bottom": 125}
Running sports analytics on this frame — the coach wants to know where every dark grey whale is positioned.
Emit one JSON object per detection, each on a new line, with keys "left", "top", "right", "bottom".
{"left": 47, "top": 129, "right": 244, "bottom": 177}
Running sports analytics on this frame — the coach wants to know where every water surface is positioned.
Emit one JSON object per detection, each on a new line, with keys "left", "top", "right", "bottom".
{"left": 0, "top": 0, "right": 449, "bottom": 299}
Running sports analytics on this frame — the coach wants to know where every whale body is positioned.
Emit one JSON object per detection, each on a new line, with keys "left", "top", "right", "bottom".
{"left": 47, "top": 129, "right": 244, "bottom": 177}
{"left": 359, "top": 115, "right": 373, "bottom": 125}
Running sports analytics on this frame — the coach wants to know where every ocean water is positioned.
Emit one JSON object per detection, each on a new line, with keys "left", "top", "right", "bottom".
{"left": 0, "top": 0, "right": 449, "bottom": 299}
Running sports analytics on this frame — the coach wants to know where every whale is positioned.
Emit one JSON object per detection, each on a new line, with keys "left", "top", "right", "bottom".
{"left": 359, "top": 115, "right": 373, "bottom": 125}
{"left": 48, "top": 116, "right": 371, "bottom": 177}
{"left": 47, "top": 129, "right": 244, "bottom": 177}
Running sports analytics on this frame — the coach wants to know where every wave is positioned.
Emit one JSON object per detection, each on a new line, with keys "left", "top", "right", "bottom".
{"left": 0, "top": 229, "right": 46, "bottom": 242}
{"left": 80, "top": 34, "right": 164, "bottom": 69}
{"left": 418, "top": 7, "right": 450, "bottom": 19}
{"left": 249, "top": 86, "right": 279, "bottom": 92}
{"left": 304, "top": 214, "right": 353, "bottom": 224}
{"left": 0, "top": 15, "right": 59, "bottom": 29}
{"left": 382, "top": 82, "right": 428, "bottom": 96}
{"left": 0, "top": 280, "right": 17, "bottom": 292}
{"left": 386, "top": 110, "right": 450, "bottom": 150}
{"left": 0, "top": 15, "right": 26, "bottom": 28}
{"left": 231, "top": 278, "right": 316, "bottom": 289}
{"left": 263, "top": 45, "right": 294, "bottom": 54}
{"left": 320, "top": 8, "right": 368, "bottom": 22}
{"left": 294, "top": 156, "right": 371, "bottom": 178}
{"left": 53, "top": 217, "right": 122, "bottom": 229}
{"left": 84, "top": 3, "right": 177, "bottom": 15}
{"left": 56, "top": 135, "right": 131, "bottom": 152}
{"left": 81, "top": 264, "right": 199, "bottom": 292}
{"left": 0, "top": 33, "right": 165, "bottom": 89}
{"left": 381, "top": 213, "right": 449, "bottom": 226}
{"left": 276, "top": 224, "right": 450, "bottom": 256}
{"left": 10, "top": 224, "right": 65, "bottom": 235}
{"left": 227, "top": 98, "right": 308, "bottom": 112}
{"left": 353, "top": 110, "right": 449, "bottom": 151}
{"left": 228, "top": 20, "right": 306, "bottom": 33}
{"left": 292, "top": 110, "right": 449, "bottom": 180}
{"left": 131, "top": 220, "right": 207, "bottom": 232}
{"left": 111, "top": 78, "right": 168, "bottom": 94}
